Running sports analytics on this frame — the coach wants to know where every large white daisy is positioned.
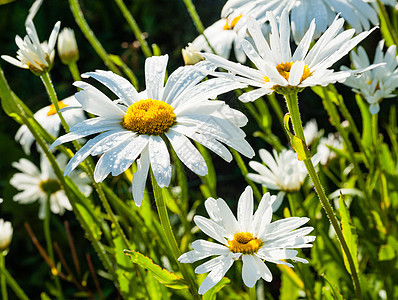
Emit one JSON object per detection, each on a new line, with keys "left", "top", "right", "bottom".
{"left": 222, "top": 0, "right": 391, "bottom": 43}
{"left": 178, "top": 186, "right": 315, "bottom": 294}
{"left": 15, "top": 96, "right": 86, "bottom": 154}
{"left": 1, "top": 19, "right": 60, "bottom": 75}
{"left": 50, "top": 55, "right": 254, "bottom": 206}
{"left": 342, "top": 40, "right": 398, "bottom": 114}
{"left": 201, "top": 9, "right": 376, "bottom": 102}
{"left": 10, "top": 154, "right": 92, "bottom": 219}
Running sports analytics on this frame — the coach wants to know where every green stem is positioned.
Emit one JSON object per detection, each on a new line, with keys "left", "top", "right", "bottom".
{"left": 0, "top": 257, "right": 29, "bottom": 300}
{"left": 230, "top": 148, "right": 262, "bottom": 202}
{"left": 40, "top": 72, "right": 70, "bottom": 132}
{"left": 377, "top": 0, "right": 398, "bottom": 46}
{"left": 249, "top": 285, "right": 256, "bottom": 300}
{"left": 284, "top": 92, "right": 362, "bottom": 300}
{"left": 0, "top": 253, "right": 7, "bottom": 300}
{"left": 114, "top": 0, "right": 152, "bottom": 57}
{"left": 181, "top": 0, "right": 204, "bottom": 33}
{"left": 44, "top": 195, "right": 64, "bottom": 300}
{"left": 150, "top": 171, "right": 200, "bottom": 300}
{"left": 68, "top": 0, "right": 121, "bottom": 74}
{"left": 68, "top": 62, "right": 81, "bottom": 81}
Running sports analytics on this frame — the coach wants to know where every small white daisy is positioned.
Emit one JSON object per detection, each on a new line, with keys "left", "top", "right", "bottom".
{"left": 342, "top": 40, "right": 398, "bottom": 114}
{"left": 247, "top": 148, "right": 320, "bottom": 193}
{"left": 222, "top": 0, "right": 391, "bottom": 43}
{"left": 10, "top": 154, "right": 92, "bottom": 219}
{"left": 50, "top": 55, "right": 254, "bottom": 206}
{"left": 201, "top": 9, "right": 376, "bottom": 102}
{"left": 182, "top": 43, "right": 205, "bottom": 65}
{"left": 191, "top": 14, "right": 246, "bottom": 63}
{"left": 15, "top": 96, "right": 86, "bottom": 155}
{"left": 317, "top": 133, "right": 343, "bottom": 165}
{"left": 1, "top": 19, "right": 60, "bottom": 75}
{"left": 0, "top": 219, "right": 13, "bottom": 252}
{"left": 57, "top": 27, "right": 79, "bottom": 65}
{"left": 178, "top": 186, "right": 315, "bottom": 294}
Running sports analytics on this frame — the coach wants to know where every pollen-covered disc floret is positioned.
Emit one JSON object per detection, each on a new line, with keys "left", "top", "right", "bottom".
{"left": 228, "top": 232, "right": 262, "bottom": 254}
{"left": 122, "top": 99, "right": 176, "bottom": 135}
{"left": 178, "top": 186, "right": 315, "bottom": 295}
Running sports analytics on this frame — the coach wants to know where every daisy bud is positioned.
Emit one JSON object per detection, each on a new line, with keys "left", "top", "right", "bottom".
{"left": 182, "top": 43, "right": 204, "bottom": 65}
{"left": 0, "top": 219, "right": 13, "bottom": 252}
{"left": 57, "top": 27, "right": 79, "bottom": 65}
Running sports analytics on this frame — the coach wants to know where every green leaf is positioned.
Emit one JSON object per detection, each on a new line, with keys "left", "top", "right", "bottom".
{"left": 114, "top": 236, "right": 135, "bottom": 299}
{"left": 279, "top": 265, "right": 301, "bottom": 300}
{"left": 202, "top": 277, "right": 230, "bottom": 300}
{"left": 283, "top": 113, "right": 311, "bottom": 161}
{"left": 378, "top": 244, "right": 395, "bottom": 261}
{"left": 124, "top": 250, "right": 188, "bottom": 290}
{"left": 0, "top": 67, "right": 22, "bottom": 122}
{"left": 355, "top": 94, "right": 372, "bottom": 152}
{"left": 321, "top": 273, "right": 344, "bottom": 300}
{"left": 254, "top": 98, "right": 272, "bottom": 129}
{"left": 339, "top": 194, "right": 359, "bottom": 275}
{"left": 0, "top": 0, "right": 16, "bottom": 5}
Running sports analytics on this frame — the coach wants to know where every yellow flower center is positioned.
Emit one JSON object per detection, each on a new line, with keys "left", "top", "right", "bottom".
{"left": 228, "top": 232, "right": 263, "bottom": 254}
{"left": 122, "top": 99, "right": 176, "bottom": 135}
{"left": 275, "top": 61, "right": 311, "bottom": 83}
{"left": 223, "top": 15, "right": 242, "bottom": 30}
{"left": 47, "top": 101, "right": 69, "bottom": 116}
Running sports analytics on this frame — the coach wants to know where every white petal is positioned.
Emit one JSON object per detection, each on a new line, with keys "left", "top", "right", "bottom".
{"left": 192, "top": 240, "right": 230, "bottom": 256}
{"left": 148, "top": 136, "right": 171, "bottom": 188}
{"left": 216, "top": 198, "right": 240, "bottom": 235}
{"left": 237, "top": 186, "right": 253, "bottom": 232}
{"left": 145, "top": 55, "right": 168, "bottom": 100}
{"left": 82, "top": 70, "right": 139, "bottom": 105}
{"left": 132, "top": 147, "right": 150, "bottom": 207}
{"left": 165, "top": 130, "right": 207, "bottom": 176}
{"left": 193, "top": 216, "right": 228, "bottom": 245}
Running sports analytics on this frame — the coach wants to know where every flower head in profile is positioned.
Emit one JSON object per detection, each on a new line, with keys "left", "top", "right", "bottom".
{"left": 1, "top": 20, "right": 60, "bottom": 75}
{"left": 178, "top": 186, "right": 315, "bottom": 294}
{"left": 342, "top": 40, "right": 398, "bottom": 114}
{"left": 191, "top": 14, "right": 246, "bottom": 63}
{"left": 10, "top": 154, "right": 92, "bottom": 219}
{"left": 15, "top": 96, "right": 85, "bottom": 154}
{"left": 0, "top": 219, "right": 13, "bottom": 252}
{"left": 57, "top": 27, "right": 79, "bottom": 65}
{"left": 50, "top": 55, "right": 254, "bottom": 206}
{"left": 247, "top": 148, "right": 320, "bottom": 193}
{"left": 317, "top": 133, "right": 343, "bottom": 165}
{"left": 222, "top": 0, "right": 391, "bottom": 44}
{"left": 202, "top": 9, "right": 376, "bottom": 101}
{"left": 182, "top": 43, "right": 204, "bottom": 65}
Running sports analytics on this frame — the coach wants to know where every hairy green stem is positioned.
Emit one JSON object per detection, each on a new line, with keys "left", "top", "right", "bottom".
{"left": 150, "top": 171, "right": 200, "bottom": 299}
{"left": 114, "top": 0, "right": 152, "bottom": 57}
{"left": 284, "top": 92, "right": 362, "bottom": 300}
{"left": 41, "top": 72, "right": 70, "bottom": 132}
{"left": 0, "top": 253, "right": 7, "bottom": 300}
{"left": 68, "top": 0, "right": 121, "bottom": 74}
{"left": 68, "top": 62, "right": 81, "bottom": 81}
{"left": 181, "top": 0, "right": 204, "bottom": 33}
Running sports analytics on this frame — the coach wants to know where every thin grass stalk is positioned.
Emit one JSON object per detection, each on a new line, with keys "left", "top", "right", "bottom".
{"left": 0, "top": 260, "right": 29, "bottom": 300}
{"left": 114, "top": 0, "right": 152, "bottom": 57}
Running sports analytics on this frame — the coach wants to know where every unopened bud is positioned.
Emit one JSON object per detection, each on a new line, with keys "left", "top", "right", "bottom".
{"left": 57, "top": 27, "right": 79, "bottom": 64}
{"left": 182, "top": 43, "right": 204, "bottom": 65}
{"left": 0, "top": 219, "right": 13, "bottom": 252}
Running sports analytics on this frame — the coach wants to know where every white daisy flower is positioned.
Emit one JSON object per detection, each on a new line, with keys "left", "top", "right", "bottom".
{"left": 182, "top": 43, "right": 205, "bottom": 65}
{"left": 303, "top": 119, "right": 321, "bottom": 146}
{"left": 247, "top": 148, "right": 320, "bottom": 193}
{"left": 317, "top": 133, "right": 343, "bottom": 165}
{"left": 57, "top": 27, "right": 79, "bottom": 65}
{"left": 50, "top": 55, "right": 254, "bottom": 206}
{"left": 0, "top": 219, "right": 13, "bottom": 252}
{"left": 192, "top": 15, "right": 246, "bottom": 63}
{"left": 201, "top": 9, "right": 376, "bottom": 102}
{"left": 1, "top": 19, "right": 60, "bottom": 75}
{"left": 10, "top": 154, "right": 92, "bottom": 219}
{"left": 342, "top": 40, "right": 398, "bottom": 114}
{"left": 221, "top": 0, "right": 391, "bottom": 43}
{"left": 15, "top": 96, "right": 86, "bottom": 155}
{"left": 178, "top": 186, "right": 315, "bottom": 294}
